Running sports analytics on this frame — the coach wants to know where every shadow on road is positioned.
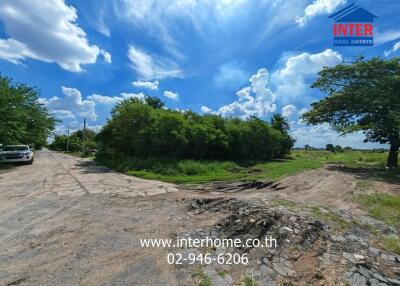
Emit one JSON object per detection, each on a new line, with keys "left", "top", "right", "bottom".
{"left": 75, "top": 160, "right": 114, "bottom": 175}
{"left": 326, "top": 164, "right": 400, "bottom": 185}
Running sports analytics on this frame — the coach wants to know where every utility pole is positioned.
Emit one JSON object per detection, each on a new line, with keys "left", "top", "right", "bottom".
{"left": 66, "top": 130, "right": 69, "bottom": 152}
{"left": 82, "top": 118, "right": 86, "bottom": 154}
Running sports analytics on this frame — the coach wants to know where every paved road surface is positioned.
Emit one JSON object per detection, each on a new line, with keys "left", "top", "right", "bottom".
{"left": 0, "top": 150, "right": 201, "bottom": 286}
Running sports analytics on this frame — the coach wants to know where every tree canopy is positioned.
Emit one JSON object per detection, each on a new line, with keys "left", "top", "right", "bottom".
{"left": 302, "top": 57, "right": 400, "bottom": 167}
{"left": 98, "top": 97, "right": 295, "bottom": 161}
{"left": 0, "top": 76, "right": 56, "bottom": 148}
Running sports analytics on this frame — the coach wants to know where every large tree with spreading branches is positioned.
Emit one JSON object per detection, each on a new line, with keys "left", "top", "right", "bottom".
{"left": 302, "top": 57, "right": 400, "bottom": 168}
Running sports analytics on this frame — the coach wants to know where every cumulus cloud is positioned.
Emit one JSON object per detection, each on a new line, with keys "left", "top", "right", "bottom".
{"left": 271, "top": 49, "right": 342, "bottom": 103}
{"left": 384, "top": 41, "right": 400, "bottom": 57}
{"left": 132, "top": 80, "right": 159, "bottom": 90}
{"left": 203, "top": 68, "right": 277, "bottom": 118}
{"left": 295, "top": 0, "right": 347, "bottom": 27}
{"left": 282, "top": 104, "right": 296, "bottom": 117}
{"left": 0, "top": 0, "right": 102, "bottom": 72}
{"left": 202, "top": 49, "right": 342, "bottom": 120}
{"left": 298, "top": 108, "right": 308, "bottom": 115}
{"left": 51, "top": 110, "right": 76, "bottom": 120}
{"left": 87, "top": 92, "right": 145, "bottom": 105}
{"left": 128, "top": 46, "right": 183, "bottom": 80}
{"left": 42, "top": 87, "right": 146, "bottom": 132}
{"left": 119, "top": 92, "right": 146, "bottom": 101}
{"left": 100, "top": 50, "right": 112, "bottom": 63}
{"left": 290, "top": 123, "right": 384, "bottom": 149}
{"left": 200, "top": 106, "right": 215, "bottom": 114}
{"left": 47, "top": 87, "right": 97, "bottom": 121}
{"left": 163, "top": 90, "right": 179, "bottom": 100}
{"left": 0, "top": 39, "right": 33, "bottom": 65}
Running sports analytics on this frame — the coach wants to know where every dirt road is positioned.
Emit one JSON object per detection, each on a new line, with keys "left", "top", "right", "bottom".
{"left": 0, "top": 150, "right": 203, "bottom": 285}
{"left": 0, "top": 150, "right": 399, "bottom": 286}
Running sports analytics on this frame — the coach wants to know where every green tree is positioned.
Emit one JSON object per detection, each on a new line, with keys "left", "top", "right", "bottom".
{"left": 326, "top": 144, "right": 334, "bottom": 152}
{"left": 49, "top": 129, "right": 98, "bottom": 152}
{"left": 270, "top": 114, "right": 290, "bottom": 133}
{"left": 270, "top": 114, "right": 296, "bottom": 156}
{"left": 144, "top": 96, "right": 165, "bottom": 109}
{"left": 0, "top": 76, "right": 56, "bottom": 148}
{"left": 98, "top": 99, "right": 293, "bottom": 162}
{"left": 302, "top": 57, "right": 400, "bottom": 168}
{"left": 334, "top": 145, "right": 343, "bottom": 153}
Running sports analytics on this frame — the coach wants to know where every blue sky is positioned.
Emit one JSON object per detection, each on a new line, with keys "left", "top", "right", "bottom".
{"left": 0, "top": 0, "right": 399, "bottom": 148}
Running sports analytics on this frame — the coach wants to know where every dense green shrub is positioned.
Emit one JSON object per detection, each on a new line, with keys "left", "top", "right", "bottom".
{"left": 97, "top": 97, "right": 295, "bottom": 161}
{"left": 49, "top": 129, "right": 97, "bottom": 152}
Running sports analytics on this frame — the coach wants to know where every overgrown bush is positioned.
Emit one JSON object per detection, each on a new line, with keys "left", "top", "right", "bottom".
{"left": 97, "top": 97, "right": 295, "bottom": 161}
{"left": 49, "top": 129, "right": 97, "bottom": 153}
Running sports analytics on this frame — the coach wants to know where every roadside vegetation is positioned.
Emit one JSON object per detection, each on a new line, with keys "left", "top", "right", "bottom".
{"left": 302, "top": 57, "right": 400, "bottom": 168}
{"left": 96, "top": 148, "right": 394, "bottom": 184}
{"left": 381, "top": 235, "right": 400, "bottom": 255}
{"left": 97, "top": 97, "right": 294, "bottom": 162}
{"left": 95, "top": 96, "right": 296, "bottom": 183}
{"left": 355, "top": 193, "right": 400, "bottom": 229}
{"left": 49, "top": 129, "right": 97, "bottom": 157}
{"left": 0, "top": 76, "right": 56, "bottom": 149}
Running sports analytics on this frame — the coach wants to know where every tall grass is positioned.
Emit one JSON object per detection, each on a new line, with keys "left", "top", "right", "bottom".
{"left": 96, "top": 150, "right": 393, "bottom": 184}
{"left": 355, "top": 194, "right": 400, "bottom": 228}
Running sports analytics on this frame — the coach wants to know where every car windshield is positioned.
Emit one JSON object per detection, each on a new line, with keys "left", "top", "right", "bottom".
{"left": 2, "top": 146, "right": 29, "bottom": 151}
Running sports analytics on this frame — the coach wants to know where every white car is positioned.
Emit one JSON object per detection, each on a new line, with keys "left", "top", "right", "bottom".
{"left": 0, "top": 145, "right": 34, "bottom": 164}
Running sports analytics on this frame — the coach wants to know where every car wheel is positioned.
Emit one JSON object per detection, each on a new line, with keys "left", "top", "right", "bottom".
{"left": 27, "top": 158, "right": 34, "bottom": 165}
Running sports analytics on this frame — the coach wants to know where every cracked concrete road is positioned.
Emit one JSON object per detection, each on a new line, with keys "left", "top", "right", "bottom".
{"left": 0, "top": 150, "right": 206, "bottom": 286}
{"left": 8, "top": 149, "right": 178, "bottom": 199}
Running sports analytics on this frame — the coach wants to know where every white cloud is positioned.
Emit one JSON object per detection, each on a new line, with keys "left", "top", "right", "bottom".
{"left": 200, "top": 106, "right": 215, "bottom": 114}
{"left": 120, "top": 92, "right": 146, "bottom": 100}
{"left": 128, "top": 46, "right": 183, "bottom": 80}
{"left": 47, "top": 87, "right": 97, "bottom": 121}
{"left": 290, "top": 123, "right": 385, "bottom": 149}
{"left": 86, "top": 94, "right": 120, "bottom": 105}
{"left": 298, "top": 108, "right": 308, "bottom": 115}
{"left": 204, "top": 68, "right": 277, "bottom": 118}
{"left": 384, "top": 41, "right": 400, "bottom": 57}
{"left": 132, "top": 80, "right": 159, "bottom": 90}
{"left": 203, "top": 49, "right": 342, "bottom": 120}
{"left": 0, "top": 39, "right": 33, "bottom": 65}
{"left": 296, "top": 0, "right": 347, "bottom": 27}
{"left": 163, "top": 90, "right": 179, "bottom": 100}
{"left": 87, "top": 92, "right": 145, "bottom": 105}
{"left": 282, "top": 104, "right": 296, "bottom": 117}
{"left": 115, "top": 0, "right": 249, "bottom": 48}
{"left": 271, "top": 49, "right": 342, "bottom": 103}
{"left": 43, "top": 87, "right": 147, "bottom": 134}
{"left": 0, "top": 0, "right": 102, "bottom": 72}
{"left": 51, "top": 110, "right": 75, "bottom": 120}
{"left": 375, "top": 30, "right": 400, "bottom": 45}
{"left": 100, "top": 50, "right": 112, "bottom": 64}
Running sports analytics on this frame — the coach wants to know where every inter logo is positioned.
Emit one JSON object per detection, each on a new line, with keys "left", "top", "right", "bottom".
{"left": 329, "top": 3, "right": 377, "bottom": 47}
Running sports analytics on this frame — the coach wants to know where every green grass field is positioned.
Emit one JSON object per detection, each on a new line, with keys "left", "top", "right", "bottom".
{"left": 355, "top": 193, "right": 400, "bottom": 229}
{"left": 98, "top": 150, "right": 396, "bottom": 184}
